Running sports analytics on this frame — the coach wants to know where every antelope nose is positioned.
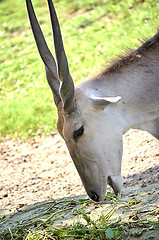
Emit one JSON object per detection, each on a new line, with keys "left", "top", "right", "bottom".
{"left": 90, "top": 191, "right": 99, "bottom": 202}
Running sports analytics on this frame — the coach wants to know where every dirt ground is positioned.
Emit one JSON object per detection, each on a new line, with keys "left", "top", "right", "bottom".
{"left": 0, "top": 129, "right": 159, "bottom": 209}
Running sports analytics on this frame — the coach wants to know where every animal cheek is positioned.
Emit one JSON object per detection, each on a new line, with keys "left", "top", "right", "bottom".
{"left": 57, "top": 122, "right": 64, "bottom": 138}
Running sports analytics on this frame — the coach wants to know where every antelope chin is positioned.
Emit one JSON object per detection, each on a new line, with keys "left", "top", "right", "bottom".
{"left": 108, "top": 175, "right": 123, "bottom": 195}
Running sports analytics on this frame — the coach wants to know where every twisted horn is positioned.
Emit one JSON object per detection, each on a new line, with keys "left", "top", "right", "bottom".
{"left": 26, "top": 0, "right": 76, "bottom": 114}
{"left": 26, "top": 0, "right": 61, "bottom": 106}
{"left": 47, "top": 0, "right": 76, "bottom": 114}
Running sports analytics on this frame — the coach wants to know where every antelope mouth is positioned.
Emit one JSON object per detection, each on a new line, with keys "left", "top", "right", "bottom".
{"left": 86, "top": 175, "right": 123, "bottom": 202}
{"left": 107, "top": 175, "right": 123, "bottom": 195}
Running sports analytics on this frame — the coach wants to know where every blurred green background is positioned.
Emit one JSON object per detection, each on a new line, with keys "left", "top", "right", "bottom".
{"left": 0, "top": 0, "right": 159, "bottom": 139}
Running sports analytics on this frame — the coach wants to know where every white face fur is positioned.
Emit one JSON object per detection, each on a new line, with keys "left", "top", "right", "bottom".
{"left": 57, "top": 91, "right": 124, "bottom": 202}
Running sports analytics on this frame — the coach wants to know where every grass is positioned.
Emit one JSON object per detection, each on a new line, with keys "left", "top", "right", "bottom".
{"left": 0, "top": 2, "right": 158, "bottom": 238}
{"left": 0, "top": 0, "right": 159, "bottom": 139}
{"left": 1, "top": 191, "right": 158, "bottom": 239}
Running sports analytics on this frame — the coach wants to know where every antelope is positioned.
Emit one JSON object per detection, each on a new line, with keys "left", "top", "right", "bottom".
{"left": 26, "top": 0, "right": 159, "bottom": 202}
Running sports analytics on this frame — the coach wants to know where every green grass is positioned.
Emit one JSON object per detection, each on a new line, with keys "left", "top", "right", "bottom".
{"left": 0, "top": 0, "right": 159, "bottom": 138}
{"left": 1, "top": 191, "right": 158, "bottom": 239}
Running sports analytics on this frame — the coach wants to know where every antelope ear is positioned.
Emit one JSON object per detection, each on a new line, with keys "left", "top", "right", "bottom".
{"left": 89, "top": 95, "right": 122, "bottom": 110}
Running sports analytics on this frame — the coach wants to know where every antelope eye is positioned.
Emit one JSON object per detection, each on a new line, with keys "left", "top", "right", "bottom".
{"left": 73, "top": 126, "right": 84, "bottom": 141}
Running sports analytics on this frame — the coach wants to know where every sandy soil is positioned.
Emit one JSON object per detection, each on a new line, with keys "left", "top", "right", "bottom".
{"left": 0, "top": 129, "right": 159, "bottom": 209}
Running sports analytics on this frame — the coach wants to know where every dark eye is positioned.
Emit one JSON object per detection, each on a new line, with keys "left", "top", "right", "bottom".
{"left": 73, "top": 126, "right": 84, "bottom": 142}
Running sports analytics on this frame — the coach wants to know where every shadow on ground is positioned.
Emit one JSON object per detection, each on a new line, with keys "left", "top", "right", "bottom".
{"left": 0, "top": 183, "right": 158, "bottom": 239}
{"left": 123, "top": 165, "right": 159, "bottom": 187}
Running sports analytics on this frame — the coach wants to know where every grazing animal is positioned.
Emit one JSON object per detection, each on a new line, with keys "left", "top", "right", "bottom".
{"left": 26, "top": 0, "right": 159, "bottom": 202}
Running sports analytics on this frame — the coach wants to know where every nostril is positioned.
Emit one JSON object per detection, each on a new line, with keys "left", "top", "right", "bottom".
{"left": 90, "top": 191, "right": 99, "bottom": 202}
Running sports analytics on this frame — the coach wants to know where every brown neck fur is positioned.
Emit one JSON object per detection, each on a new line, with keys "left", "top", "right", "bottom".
{"left": 99, "top": 31, "right": 159, "bottom": 77}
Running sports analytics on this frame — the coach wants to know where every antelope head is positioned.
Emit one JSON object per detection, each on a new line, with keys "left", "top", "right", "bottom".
{"left": 26, "top": 0, "right": 123, "bottom": 202}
